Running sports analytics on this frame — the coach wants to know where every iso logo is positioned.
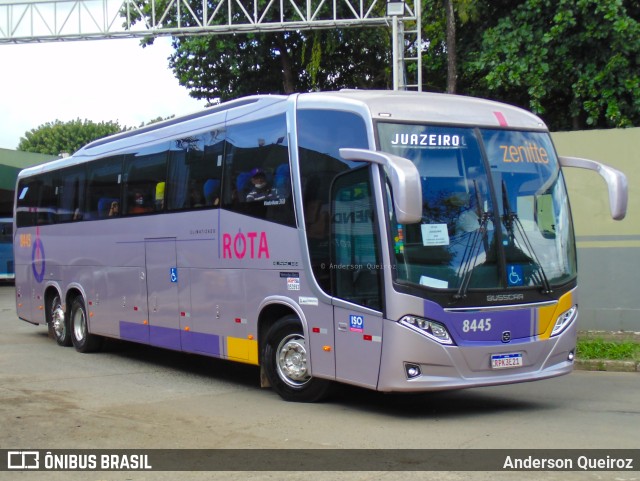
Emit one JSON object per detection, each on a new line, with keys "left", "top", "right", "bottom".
{"left": 349, "top": 314, "right": 364, "bottom": 333}
{"left": 7, "top": 451, "right": 40, "bottom": 470}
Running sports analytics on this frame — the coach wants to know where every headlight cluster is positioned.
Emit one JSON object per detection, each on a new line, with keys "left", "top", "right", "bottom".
{"left": 400, "top": 315, "right": 454, "bottom": 345}
{"left": 551, "top": 305, "right": 578, "bottom": 336}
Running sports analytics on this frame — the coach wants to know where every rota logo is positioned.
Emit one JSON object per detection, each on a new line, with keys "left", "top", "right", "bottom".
{"left": 222, "top": 230, "right": 270, "bottom": 259}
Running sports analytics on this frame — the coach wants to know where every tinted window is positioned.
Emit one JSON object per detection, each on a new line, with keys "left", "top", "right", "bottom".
{"left": 16, "top": 179, "right": 39, "bottom": 227}
{"left": 331, "top": 167, "right": 382, "bottom": 310}
{"left": 0, "top": 221, "right": 11, "bottom": 242}
{"left": 167, "top": 132, "right": 224, "bottom": 211}
{"left": 123, "top": 145, "right": 168, "bottom": 216}
{"left": 86, "top": 156, "right": 123, "bottom": 220}
{"left": 297, "top": 109, "right": 369, "bottom": 293}
{"left": 222, "top": 114, "right": 294, "bottom": 226}
{"left": 57, "top": 165, "right": 86, "bottom": 223}
{"left": 15, "top": 173, "right": 58, "bottom": 227}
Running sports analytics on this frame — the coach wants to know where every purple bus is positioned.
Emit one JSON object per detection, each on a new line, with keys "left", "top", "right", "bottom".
{"left": 13, "top": 91, "right": 627, "bottom": 401}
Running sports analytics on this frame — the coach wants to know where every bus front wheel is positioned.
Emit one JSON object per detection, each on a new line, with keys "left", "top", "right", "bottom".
{"left": 70, "top": 297, "right": 102, "bottom": 353}
{"left": 262, "top": 315, "right": 332, "bottom": 402}
{"left": 47, "top": 293, "right": 71, "bottom": 347}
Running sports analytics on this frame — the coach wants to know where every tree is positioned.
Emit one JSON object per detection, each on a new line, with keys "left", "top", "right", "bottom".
{"left": 466, "top": 0, "right": 640, "bottom": 130}
{"left": 127, "top": 0, "right": 391, "bottom": 102}
{"left": 421, "top": 0, "right": 489, "bottom": 93}
{"left": 444, "top": 0, "right": 457, "bottom": 93}
{"left": 127, "top": 0, "right": 639, "bottom": 130}
{"left": 17, "top": 119, "right": 123, "bottom": 156}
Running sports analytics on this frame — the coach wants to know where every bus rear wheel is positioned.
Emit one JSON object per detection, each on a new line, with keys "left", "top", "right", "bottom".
{"left": 70, "top": 296, "right": 102, "bottom": 353}
{"left": 47, "top": 293, "right": 71, "bottom": 347}
{"left": 263, "top": 315, "right": 332, "bottom": 402}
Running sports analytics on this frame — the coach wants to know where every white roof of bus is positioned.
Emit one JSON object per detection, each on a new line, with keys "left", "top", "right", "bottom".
{"left": 298, "top": 90, "right": 547, "bottom": 130}
{"left": 18, "top": 90, "right": 547, "bottom": 178}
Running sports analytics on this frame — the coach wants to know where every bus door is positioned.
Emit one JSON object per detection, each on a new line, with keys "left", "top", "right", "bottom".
{"left": 145, "top": 238, "right": 181, "bottom": 350}
{"left": 333, "top": 306, "right": 383, "bottom": 389}
{"left": 331, "top": 167, "right": 384, "bottom": 389}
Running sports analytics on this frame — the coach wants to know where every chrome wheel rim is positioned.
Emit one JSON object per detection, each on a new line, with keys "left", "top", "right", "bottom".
{"left": 276, "top": 334, "right": 311, "bottom": 387}
{"left": 51, "top": 298, "right": 65, "bottom": 340}
{"left": 72, "top": 306, "right": 86, "bottom": 343}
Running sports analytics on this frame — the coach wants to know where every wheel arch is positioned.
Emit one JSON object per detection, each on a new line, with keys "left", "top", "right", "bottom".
{"left": 64, "top": 284, "right": 86, "bottom": 318}
{"left": 256, "top": 297, "right": 307, "bottom": 387}
{"left": 43, "top": 283, "right": 62, "bottom": 323}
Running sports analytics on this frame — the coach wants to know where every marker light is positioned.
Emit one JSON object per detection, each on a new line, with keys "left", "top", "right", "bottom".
{"left": 400, "top": 315, "right": 454, "bottom": 345}
{"left": 551, "top": 305, "right": 578, "bottom": 337}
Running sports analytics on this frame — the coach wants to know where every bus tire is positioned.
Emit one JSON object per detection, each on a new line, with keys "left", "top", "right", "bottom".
{"left": 47, "top": 293, "right": 71, "bottom": 347}
{"left": 262, "top": 315, "right": 332, "bottom": 402}
{"left": 70, "top": 296, "right": 102, "bottom": 353}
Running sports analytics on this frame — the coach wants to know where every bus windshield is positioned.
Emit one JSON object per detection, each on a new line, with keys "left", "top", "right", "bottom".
{"left": 378, "top": 123, "right": 576, "bottom": 293}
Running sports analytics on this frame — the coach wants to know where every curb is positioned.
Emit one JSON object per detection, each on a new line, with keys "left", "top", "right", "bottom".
{"left": 574, "top": 359, "right": 640, "bottom": 373}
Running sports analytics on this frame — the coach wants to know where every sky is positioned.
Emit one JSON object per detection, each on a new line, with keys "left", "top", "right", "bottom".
{"left": 0, "top": 37, "right": 205, "bottom": 150}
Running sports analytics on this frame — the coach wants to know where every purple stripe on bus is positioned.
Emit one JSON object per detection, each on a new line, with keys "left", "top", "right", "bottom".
{"left": 119, "top": 321, "right": 149, "bottom": 344}
{"left": 149, "top": 325, "right": 182, "bottom": 350}
{"left": 424, "top": 299, "right": 533, "bottom": 345}
{"left": 120, "top": 321, "right": 221, "bottom": 356}
{"left": 181, "top": 331, "right": 221, "bottom": 357}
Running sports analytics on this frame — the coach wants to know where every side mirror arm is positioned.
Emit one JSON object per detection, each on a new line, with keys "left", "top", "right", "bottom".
{"left": 559, "top": 156, "right": 628, "bottom": 221}
{"left": 339, "top": 148, "right": 422, "bottom": 224}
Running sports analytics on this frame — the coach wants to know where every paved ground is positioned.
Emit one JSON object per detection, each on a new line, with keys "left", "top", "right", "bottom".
{"left": 0, "top": 285, "right": 638, "bottom": 481}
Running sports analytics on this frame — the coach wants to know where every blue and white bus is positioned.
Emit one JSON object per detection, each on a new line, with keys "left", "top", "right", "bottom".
{"left": 13, "top": 91, "right": 627, "bottom": 401}
{"left": 0, "top": 217, "right": 14, "bottom": 280}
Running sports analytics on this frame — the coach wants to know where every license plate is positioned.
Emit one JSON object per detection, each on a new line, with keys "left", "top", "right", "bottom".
{"left": 491, "top": 353, "right": 523, "bottom": 369}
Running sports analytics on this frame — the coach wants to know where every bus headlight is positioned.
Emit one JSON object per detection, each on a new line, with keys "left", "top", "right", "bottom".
{"left": 551, "top": 305, "right": 578, "bottom": 337}
{"left": 400, "top": 315, "right": 454, "bottom": 345}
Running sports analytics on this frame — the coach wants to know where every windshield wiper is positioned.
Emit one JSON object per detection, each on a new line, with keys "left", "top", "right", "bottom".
{"left": 454, "top": 180, "right": 491, "bottom": 300}
{"left": 501, "top": 181, "right": 552, "bottom": 294}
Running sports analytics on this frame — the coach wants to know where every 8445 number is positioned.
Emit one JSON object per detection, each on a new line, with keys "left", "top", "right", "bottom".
{"left": 462, "top": 318, "right": 492, "bottom": 333}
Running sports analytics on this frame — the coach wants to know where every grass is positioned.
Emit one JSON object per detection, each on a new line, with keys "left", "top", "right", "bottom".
{"left": 576, "top": 337, "right": 640, "bottom": 362}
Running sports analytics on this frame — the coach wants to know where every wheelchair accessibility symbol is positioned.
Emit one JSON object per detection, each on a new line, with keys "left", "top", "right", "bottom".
{"left": 507, "top": 264, "right": 524, "bottom": 286}
{"left": 170, "top": 267, "right": 178, "bottom": 283}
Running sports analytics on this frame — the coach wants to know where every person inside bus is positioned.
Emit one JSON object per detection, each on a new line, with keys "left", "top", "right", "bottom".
{"left": 108, "top": 201, "right": 119, "bottom": 217}
{"left": 129, "top": 191, "right": 151, "bottom": 214}
{"left": 155, "top": 182, "right": 165, "bottom": 211}
{"left": 203, "top": 179, "right": 220, "bottom": 206}
{"left": 188, "top": 185, "right": 205, "bottom": 208}
{"left": 245, "top": 169, "right": 273, "bottom": 202}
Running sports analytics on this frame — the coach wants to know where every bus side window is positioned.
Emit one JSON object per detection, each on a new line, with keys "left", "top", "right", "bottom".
{"left": 86, "top": 156, "right": 123, "bottom": 220}
{"left": 297, "top": 109, "right": 369, "bottom": 295}
{"left": 16, "top": 174, "right": 60, "bottom": 226}
{"left": 16, "top": 180, "right": 39, "bottom": 228}
{"left": 38, "top": 175, "right": 57, "bottom": 225}
{"left": 166, "top": 133, "right": 224, "bottom": 211}
{"left": 123, "top": 146, "right": 168, "bottom": 215}
{"left": 223, "top": 114, "right": 294, "bottom": 226}
{"left": 57, "top": 165, "right": 86, "bottom": 222}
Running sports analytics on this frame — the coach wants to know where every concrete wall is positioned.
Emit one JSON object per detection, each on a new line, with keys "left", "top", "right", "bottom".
{"left": 552, "top": 128, "right": 639, "bottom": 332}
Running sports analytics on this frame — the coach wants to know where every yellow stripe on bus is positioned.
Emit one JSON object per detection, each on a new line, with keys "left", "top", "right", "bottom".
{"left": 226, "top": 337, "right": 259, "bottom": 365}
{"left": 537, "top": 290, "right": 574, "bottom": 340}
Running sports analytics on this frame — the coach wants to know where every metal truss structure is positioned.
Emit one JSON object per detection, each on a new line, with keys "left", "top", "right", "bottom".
{"left": 0, "top": 0, "right": 421, "bottom": 89}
